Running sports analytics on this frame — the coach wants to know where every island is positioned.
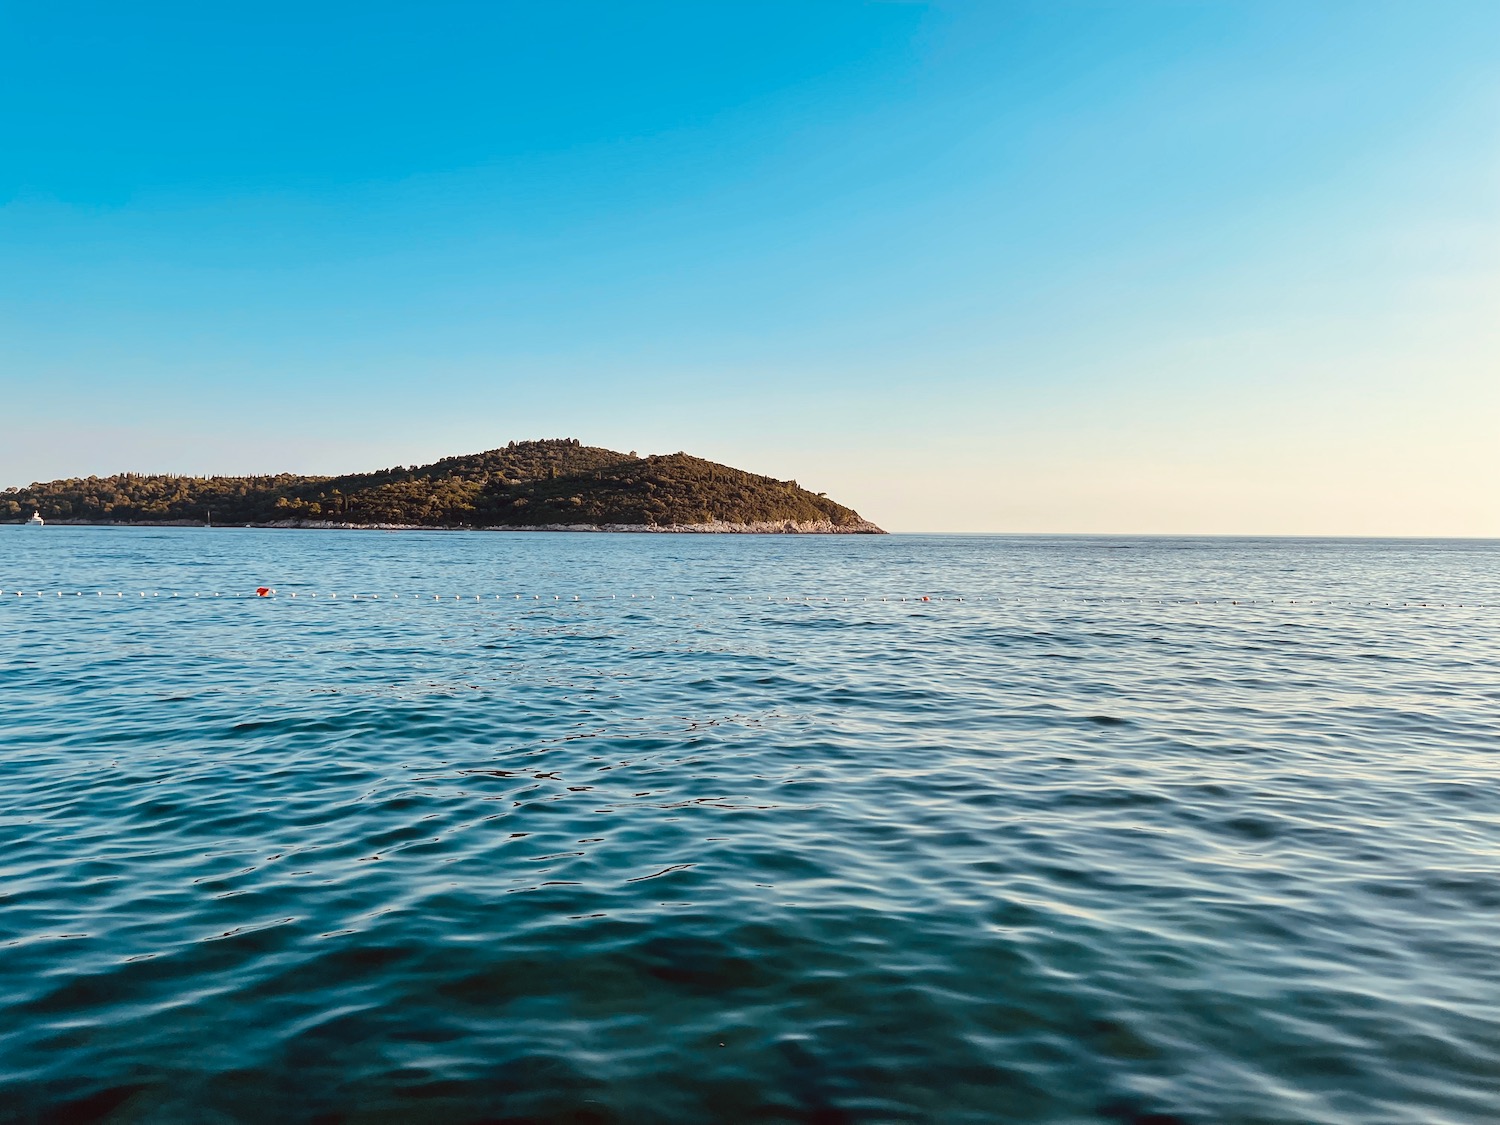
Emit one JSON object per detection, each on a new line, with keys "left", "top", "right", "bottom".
{"left": 2, "top": 439, "right": 884, "bottom": 533}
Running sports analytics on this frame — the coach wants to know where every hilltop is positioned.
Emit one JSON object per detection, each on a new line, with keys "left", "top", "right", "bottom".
{"left": 2, "top": 440, "right": 883, "bottom": 533}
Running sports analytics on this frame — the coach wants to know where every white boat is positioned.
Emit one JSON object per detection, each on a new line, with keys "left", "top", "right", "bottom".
{"left": 26, "top": 511, "right": 43, "bottom": 526}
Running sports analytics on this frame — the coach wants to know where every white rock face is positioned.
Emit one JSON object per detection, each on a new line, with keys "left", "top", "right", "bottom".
{"left": 22, "top": 518, "right": 886, "bottom": 532}
{"left": 245, "top": 518, "right": 885, "bottom": 534}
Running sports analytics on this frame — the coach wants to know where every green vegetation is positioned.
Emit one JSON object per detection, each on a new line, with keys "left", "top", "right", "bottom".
{"left": 3, "top": 439, "right": 882, "bottom": 531}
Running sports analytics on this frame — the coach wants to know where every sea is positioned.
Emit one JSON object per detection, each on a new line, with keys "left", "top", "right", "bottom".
{"left": 2, "top": 528, "right": 1498, "bottom": 1125}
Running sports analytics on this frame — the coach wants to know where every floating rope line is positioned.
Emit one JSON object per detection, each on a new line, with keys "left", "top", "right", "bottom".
{"left": 0, "top": 589, "right": 1491, "bottom": 609}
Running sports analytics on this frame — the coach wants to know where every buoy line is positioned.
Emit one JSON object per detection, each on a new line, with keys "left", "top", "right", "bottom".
{"left": 0, "top": 589, "right": 1490, "bottom": 610}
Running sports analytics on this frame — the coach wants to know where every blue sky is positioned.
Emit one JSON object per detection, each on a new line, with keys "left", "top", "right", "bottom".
{"left": 3, "top": 1, "right": 1497, "bottom": 533}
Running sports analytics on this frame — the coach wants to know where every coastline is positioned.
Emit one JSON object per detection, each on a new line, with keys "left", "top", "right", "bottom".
{"left": 5, "top": 440, "right": 882, "bottom": 534}
{"left": 18, "top": 518, "right": 886, "bottom": 534}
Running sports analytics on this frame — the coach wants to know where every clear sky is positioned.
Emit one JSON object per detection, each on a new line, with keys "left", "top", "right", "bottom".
{"left": 3, "top": 1, "right": 1497, "bottom": 534}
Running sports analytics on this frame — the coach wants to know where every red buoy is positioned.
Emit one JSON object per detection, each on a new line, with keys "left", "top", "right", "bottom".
{"left": 256, "top": 587, "right": 272, "bottom": 597}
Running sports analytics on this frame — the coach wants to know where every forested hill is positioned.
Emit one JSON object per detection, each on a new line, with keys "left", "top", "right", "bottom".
{"left": 3, "top": 439, "right": 883, "bottom": 532}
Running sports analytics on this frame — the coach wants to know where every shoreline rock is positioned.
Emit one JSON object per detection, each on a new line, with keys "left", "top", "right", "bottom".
{"left": 25, "top": 518, "right": 886, "bottom": 534}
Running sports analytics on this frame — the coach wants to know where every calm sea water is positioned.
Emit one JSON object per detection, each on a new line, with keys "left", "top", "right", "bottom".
{"left": 3, "top": 529, "right": 1499, "bottom": 1125}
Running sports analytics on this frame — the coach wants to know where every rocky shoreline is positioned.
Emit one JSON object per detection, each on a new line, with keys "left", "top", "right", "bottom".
{"left": 25, "top": 518, "right": 886, "bottom": 534}
{"left": 507, "top": 519, "right": 887, "bottom": 534}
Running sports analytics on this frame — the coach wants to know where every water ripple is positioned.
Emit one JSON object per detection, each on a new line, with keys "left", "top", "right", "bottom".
{"left": 1, "top": 531, "right": 1499, "bottom": 1123}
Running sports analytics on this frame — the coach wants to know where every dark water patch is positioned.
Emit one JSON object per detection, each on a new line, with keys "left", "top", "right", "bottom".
{"left": 1099, "top": 1103, "right": 1193, "bottom": 1125}
{"left": 1218, "top": 813, "right": 1285, "bottom": 842}
{"left": 39, "top": 1082, "right": 152, "bottom": 1125}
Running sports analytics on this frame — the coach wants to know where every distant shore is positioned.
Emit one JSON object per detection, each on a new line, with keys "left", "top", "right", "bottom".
{"left": 5, "top": 439, "right": 882, "bottom": 533}
{"left": 17, "top": 518, "right": 886, "bottom": 534}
